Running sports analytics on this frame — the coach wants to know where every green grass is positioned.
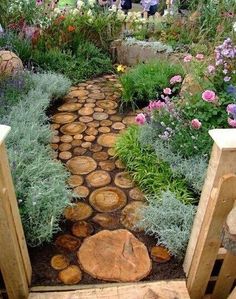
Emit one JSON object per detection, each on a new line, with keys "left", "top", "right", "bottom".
{"left": 58, "top": 0, "right": 76, "bottom": 7}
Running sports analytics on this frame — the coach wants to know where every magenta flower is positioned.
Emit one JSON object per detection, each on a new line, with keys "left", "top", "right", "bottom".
{"left": 183, "top": 54, "right": 193, "bottom": 63}
{"left": 148, "top": 100, "right": 165, "bottom": 110}
{"left": 227, "top": 104, "right": 236, "bottom": 115}
{"left": 196, "top": 53, "right": 204, "bottom": 60}
{"left": 191, "top": 119, "right": 202, "bottom": 129}
{"left": 163, "top": 87, "right": 172, "bottom": 95}
{"left": 170, "top": 75, "right": 182, "bottom": 85}
{"left": 135, "top": 113, "right": 146, "bottom": 125}
{"left": 202, "top": 90, "right": 217, "bottom": 102}
{"left": 36, "top": 0, "right": 43, "bottom": 5}
{"left": 207, "top": 65, "right": 215, "bottom": 74}
{"left": 228, "top": 118, "right": 236, "bottom": 127}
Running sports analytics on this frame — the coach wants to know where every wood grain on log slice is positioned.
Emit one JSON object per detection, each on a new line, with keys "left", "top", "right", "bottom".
{"left": 97, "top": 133, "right": 118, "bottom": 148}
{"left": 84, "top": 103, "right": 95, "bottom": 108}
{"left": 108, "top": 148, "right": 116, "bottom": 156}
{"left": 59, "top": 143, "right": 72, "bottom": 152}
{"left": 74, "top": 186, "right": 90, "bottom": 198}
{"left": 73, "top": 147, "right": 87, "bottom": 156}
{"left": 68, "top": 175, "right": 84, "bottom": 187}
{"left": 110, "top": 115, "right": 122, "bottom": 122}
{"left": 74, "top": 134, "right": 83, "bottom": 140}
{"left": 106, "top": 109, "right": 117, "bottom": 115}
{"left": 71, "top": 139, "right": 82, "bottom": 147}
{"left": 89, "top": 93, "right": 105, "bottom": 100}
{"left": 51, "top": 123, "right": 60, "bottom": 130}
{"left": 66, "top": 156, "right": 97, "bottom": 175}
{"left": 115, "top": 172, "right": 133, "bottom": 189}
{"left": 115, "top": 159, "right": 125, "bottom": 169}
{"left": 86, "top": 98, "right": 96, "bottom": 103}
{"left": 58, "top": 103, "right": 82, "bottom": 112}
{"left": 87, "top": 121, "right": 100, "bottom": 128}
{"left": 55, "top": 234, "right": 81, "bottom": 251}
{"left": 129, "top": 187, "right": 145, "bottom": 201}
{"left": 91, "top": 89, "right": 102, "bottom": 94}
{"left": 84, "top": 135, "right": 95, "bottom": 142}
{"left": 51, "top": 143, "right": 58, "bottom": 150}
{"left": 59, "top": 151, "right": 72, "bottom": 160}
{"left": 90, "top": 144, "right": 103, "bottom": 153}
{"left": 92, "top": 213, "right": 119, "bottom": 229}
{"left": 122, "top": 116, "right": 136, "bottom": 125}
{"left": 120, "top": 201, "right": 145, "bottom": 231}
{"left": 52, "top": 129, "right": 59, "bottom": 136}
{"left": 68, "top": 89, "right": 89, "bottom": 98}
{"left": 77, "top": 83, "right": 87, "bottom": 87}
{"left": 77, "top": 229, "right": 151, "bottom": 282}
{"left": 97, "top": 100, "right": 118, "bottom": 110}
{"left": 85, "top": 127, "right": 98, "bottom": 136}
{"left": 64, "top": 98, "right": 77, "bottom": 103}
{"left": 150, "top": 246, "right": 171, "bottom": 263}
{"left": 81, "top": 142, "right": 92, "bottom": 149}
{"left": 60, "top": 122, "right": 86, "bottom": 135}
{"left": 89, "top": 187, "right": 127, "bottom": 212}
{"left": 72, "top": 221, "right": 94, "bottom": 238}
{"left": 100, "top": 119, "right": 112, "bottom": 126}
{"left": 93, "top": 112, "right": 108, "bottom": 121}
{"left": 50, "top": 254, "right": 70, "bottom": 270}
{"left": 99, "top": 160, "right": 116, "bottom": 171}
{"left": 51, "top": 136, "right": 60, "bottom": 143}
{"left": 60, "top": 135, "right": 73, "bottom": 143}
{"left": 86, "top": 170, "right": 111, "bottom": 188}
{"left": 112, "top": 122, "right": 126, "bottom": 130}
{"left": 79, "top": 116, "right": 93, "bottom": 123}
{"left": 58, "top": 265, "right": 82, "bottom": 285}
{"left": 92, "top": 151, "right": 109, "bottom": 161}
{"left": 94, "top": 107, "right": 104, "bottom": 112}
{"left": 64, "top": 202, "right": 93, "bottom": 221}
{"left": 98, "top": 127, "right": 110, "bottom": 133}
{"left": 78, "top": 107, "right": 94, "bottom": 116}
{"left": 78, "top": 99, "right": 86, "bottom": 104}
{"left": 52, "top": 113, "right": 77, "bottom": 124}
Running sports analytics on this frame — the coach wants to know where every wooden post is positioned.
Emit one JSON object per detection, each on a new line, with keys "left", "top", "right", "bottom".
{"left": 0, "top": 125, "right": 31, "bottom": 299}
{"left": 184, "top": 129, "right": 236, "bottom": 275}
{"left": 227, "top": 287, "right": 236, "bottom": 299}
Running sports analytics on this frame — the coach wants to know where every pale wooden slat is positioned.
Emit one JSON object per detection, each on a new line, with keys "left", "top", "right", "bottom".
{"left": 217, "top": 247, "right": 227, "bottom": 260}
{"left": 212, "top": 252, "right": 236, "bottom": 299}
{"left": 186, "top": 175, "right": 236, "bottom": 299}
{"left": 227, "top": 287, "right": 236, "bottom": 299}
{"left": 29, "top": 280, "right": 190, "bottom": 299}
{"left": 0, "top": 125, "right": 11, "bottom": 146}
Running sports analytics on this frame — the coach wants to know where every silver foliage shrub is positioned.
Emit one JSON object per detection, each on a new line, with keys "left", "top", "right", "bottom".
{"left": 3, "top": 72, "right": 72, "bottom": 246}
{"left": 138, "top": 191, "right": 196, "bottom": 259}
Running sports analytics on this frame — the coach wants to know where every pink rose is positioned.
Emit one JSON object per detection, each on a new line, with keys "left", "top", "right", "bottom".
{"left": 170, "top": 75, "right": 182, "bottom": 85}
{"left": 207, "top": 65, "right": 215, "bottom": 74}
{"left": 228, "top": 118, "right": 236, "bottom": 127}
{"left": 196, "top": 53, "right": 204, "bottom": 60}
{"left": 202, "top": 90, "right": 217, "bottom": 102}
{"left": 135, "top": 113, "right": 146, "bottom": 125}
{"left": 183, "top": 54, "right": 193, "bottom": 63}
{"left": 191, "top": 119, "right": 202, "bottom": 129}
{"left": 148, "top": 100, "right": 165, "bottom": 110}
{"left": 163, "top": 87, "right": 172, "bottom": 95}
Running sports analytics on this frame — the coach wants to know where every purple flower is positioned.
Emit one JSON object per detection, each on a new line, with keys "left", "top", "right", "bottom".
{"left": 226, "top": 104, "right": 236, "bottom": 116}
{"left": 148, "top": 100, "right": 165, "bottom": 111}
{"left": 191, "top": 119, "right": 202, "bottom": 129}
{"left": 207, "top": 65, "right": 215, "bottom": 74}
{"left": 202, "top": 90, "right": 217, "bottom": 103}
{"left": 224, "top": 76, "right": 231, "bottom": 82}
{"left": 170, "top": 75, "right": 182, "bottom": 85}
{"left": 227, "top": 85, "right": 236, "bottom": 98}
{"left": 135, "top": 113, "right": 146, "bottom": 125}
{"left": 228, "top": 118, "right": 236, "bottom": 127}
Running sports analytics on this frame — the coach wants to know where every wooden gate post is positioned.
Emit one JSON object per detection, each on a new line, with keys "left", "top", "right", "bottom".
{"left": 0, "top": 125, "right": 31, "bottom": 299}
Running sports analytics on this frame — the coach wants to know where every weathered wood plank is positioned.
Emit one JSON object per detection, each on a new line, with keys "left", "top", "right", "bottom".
{"left": 227, "top": 287, "right": 236, "bottom": 299}
{"left": 29, "top": 280, "right": 190, "bottom": 299}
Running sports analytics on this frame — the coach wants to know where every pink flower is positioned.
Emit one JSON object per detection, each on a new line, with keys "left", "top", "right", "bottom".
{"left": 135, "top": 113, "right": 146, "bottom": 125}
{"left": 191, "top": 119, "right": 202, "bottom": 129}
{"left": 202, "top": 90, "right": 217, "bottom": 102}
{"left": 207, "top": 65, "right": 215, "bottom": 74}
{"left": 195, "top": 53, "right": 204, "bottom": 60}
{"left": 228, "top": 118, "right": 236, "bottom": 127}
{"left": 183, "top": 54, "right": 193, "bottom": 63}
{"left": 170, "top": 75, "right": 182, "bottom": 85}
{"left": 163, "top": 87, "right": 172, "bottom": 95}
{"left": 148, "top": 100, "right": 165, "bottom": 110}
{"left": 227, "top": 104, "right": 236, "bottom": 115}
{"left": 36, "top": 0, "right": 43, "bottom": 5}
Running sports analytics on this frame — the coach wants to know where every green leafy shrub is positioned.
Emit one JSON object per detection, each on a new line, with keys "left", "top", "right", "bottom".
{"left": 119, "top": 60, "right": 185, "bottom": 108}
{"left": 137, "top": 191, "right": 196, "bottom": 259}
{"left": 2, "top": 72, "right": 72, "bottom": 246}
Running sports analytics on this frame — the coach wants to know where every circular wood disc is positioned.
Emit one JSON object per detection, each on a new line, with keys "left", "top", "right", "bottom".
{"left": 72, "top": 221, "right": 94, "bottom": 238}
{"left": 59, "top": 151, "right": 72, "bottom": 160}
{"left": 52, "top": 113, "right": 77, "bottom": 124}
{"left": 94, "top": 107, "right": 104, "bottom": 112}
{"left": 87, "top": 121, "right": 100, "bottom": 128}
{"left": 78, "top": 99, "right": 86, "bottom": 104}
{"left": 115, "top": 159, "right": 125, "bottom": 169}
{"left": 110, "top": 115, "right": 122, "bottom": 122}
{"left": 58, "top": 265, "right": 82, "bottom": 285}
{"left": 84, "top": 103, "right": 95, "bottom": 108}
{"left": 97, "top": 100, "right": 118, "bottom": 110}
{"left": 74, "top": 186, "right": 90, "bottom": 198}
{"left": 58, "top": 103, "right": 82, "bottom": 112}
{"left": 90, "top": 144, "right": 103, "bottom": 153}
{"left": 74, "top": 134, "right": 83, "bottom": 140}
{"left": 122, "top": 116, "right": 136, "bottom": 125}
{"left": 50, "top": 254, "right": 70, "bottom": 270}
{"left": 92, "top": 152, "right": 109, "bottom": 161}
{"left": 97, "top": 133, "right": 118, "bottom": 148}
{"left": 79, "top": 116, "right": 93, "bottom": 123}
{"left": 52, "top": 129, "right": 59, "bottom": 136}
{"left": 51, "top": 143, "right": 58, "bottom": 150}
{"left": 86, "top": 98, "right": 96, "bottom": 103}
{"left": 81, "top": 142, "right": 92, "bottom": 149}
{"left": 107, "top": 148, "right": 116, "bottom": 156}
{"left": 59, "top": 143, "right": 72, "bottom": 152}
{"left": 129, "top": 188, "right": 145, "bottom": 201}
{"left": 73, "top": 147, "right": 87, "bottom": 156}
{"left": 71, "top": 140, "right": 82, "bottom": 147}
{"left": 55, "top": 234, "right": 81, "bottom": 251}
{"left": 66, "top": 156, "right": 97, "bottom": 175}
{"left": 89, "top": 187, "right": 127, "bottom": 212}
{"left": 68, "top": 89, "right": 89, "bottom": 98}
{"left": 150, "top": 246, "right": 171, "bottom": 263}
{"left": 93, "top": 112, "right": 108, "bottom": 121}
{"left": 51, "top": 123, "right": 60, "bottom": 130}
{"left": 61, "top": 135, "right": 73, "bottom": 143}
{"left": 115, "top": 172, "right": 134, "bottom": 188}
{"left": 84, "top": 135, "right": 95, "bottom": 142}
{"left": 51, "top": 136, "right": 60, "bottom": 144}
{"left": 89, "top": 93, "right": 105, "bottom": 100}
{"left": 60, "top": 122, "right": 86, "bottom": 135}
{"left": 106, "top": 109, "right": 117, "bottom": 115}
{"left": 112, "top": 122, "right": 126, "bottom": 130}
{"left": 64, "top": 202, "right": 93, "bottom": 221}
{"left": 85, "top": 127, "right": 98, "bottom": 136}
{"left": 100, "top": 119, "right": 112, "bottom": 126}
{"left": 99, "top": 160, "right": 115, "bottom": 171}
{"left": 92, "top": 213, "right": 119, "bottom": 229}
{"left": 68, "top": 175, "right": 84, "bottom": 187}
{"left": 98, "top": 127, "right": 110, "bottom": 133}
{"left": 64, "top": 98, "right": 77, "bottom": 103}
{"left": 86, "top": 170, "right": 111, "bottom": 188}
{"left": 78, "top": 107, "right": 94, "bottom": 116}
{"left": 120, "top": 201, "right": 145, "bottom": 231}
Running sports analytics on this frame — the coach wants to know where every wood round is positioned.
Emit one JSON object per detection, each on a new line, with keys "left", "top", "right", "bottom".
{"left": 60, "top": 122, "right": 86, "bottom": 135}
{"left": 60, "top": 135, "right": 73, "bottom": 143}
{"left": 68, "top": 175, "right": 84, "bottom": 187}
{"left": 66, "top": 156, "right": 97, "bottom": 175}
{"left": 92, "top": 151, "right": 109, "bottom": 161}
{"left": 79, "top": 116, "right": 93, "bottom": 123}
{"left": 100, "top": 119, "right": 112, "bottom": 127}
{"left": 129, "top": 187, "right": 145, "bottom": 201}
{"left": 59, "top": 151, "right": 72, "bottom": 160}
{"left": 150, "top": 246, "right": 171, "bottom": 263}
{"left": 64, "top": 202, "right": 93, "bottom": 221}
{"left": 52, "top": 113, "right": 77, "bottom": 124}
{"left": 85, "top": 127, "right": 98, "bottom": 136}
{"left": 72, "top": 221, "right": 94, "bottom": 238}
{"left": 78, "top": 107, "right": 94, "bottom": 116}
{"left": 114, "top": 172, "right": 134, "bottom": 188}
{"left": 122, "top": 116, "right": 136, "bottom": 125}
{"left": 74, "top": 134, "right": 83, "bottom": 140}
{"left": 74, "top": 186, "right": 90, "bottom": 198}
{"left": 73, "top": 147, "right": 87, "bottom": 156}
{"left": 92, "top": 213, "right": 119, "bottom": 229}
{"left": 98, "top": 127, "right": 110, "bottom": 133}
{"left": 84, "top": 135, "right": 95, "bottom": 142}
{"left": 86, "top": 170, "right": 111, "bottom": 188}
{"left": 59, "top": 143, "right": 72, "bottom": 152}
{"left": 58, "top": 265, "right": 82, "bottom": 285}
{"left": 50, "top": 254, "right": 70, "bottom": 270}
{"left": 99, "top": 160, "right": 116, "bottom": 171}
{"left": 68, "top": 89, "right": 89, "bottom": 98}
{"left": 96, "top": 100, "right": 118, "bottom": 110}
{"left": 90, "top": 144, "right": 103, "bottom": 153}
{"left": 58, "top": 103, "right": 82, "bottom": 112}
{"left": 97, "top": 133, "right": 118, "bottom": 148}
{"left": 112, "top": 122, "right": 126, "bottom": 130}
{"left": 93, "top": 112, "right": 108, "bottom": 121}
{"left": 87, "top": 121, "right": 100, "bottom": 128}
{"left": 115, "top": 159, "right": 125, "bottom": 169}
{"left": 55, "top": 234, "right": 81, "bottom": 251}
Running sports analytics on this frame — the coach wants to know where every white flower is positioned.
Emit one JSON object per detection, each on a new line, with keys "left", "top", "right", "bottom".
{"left": 88, "top": 0, "right": 96, "bottom": 7}
{"left": 87, "top": 9, "right": 93, "bottom": 17}
{"left": 233, "top": 22, "right": 236, "bottom": 32}
{"left": 77, "top": 0, "right": 84, "bottom": 9}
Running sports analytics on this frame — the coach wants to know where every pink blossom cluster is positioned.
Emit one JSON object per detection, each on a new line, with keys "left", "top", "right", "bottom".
{"left": 169, "top": 75, "right": 182, "bottom": 85}
{"left": 227, "top": 104, "right": 236, "bottom": 127}
{"left": 202, "top": 90, "right": 217, "bottom": 103}
{"left": 183, "top": 53, "right": 205, "bottom": 63}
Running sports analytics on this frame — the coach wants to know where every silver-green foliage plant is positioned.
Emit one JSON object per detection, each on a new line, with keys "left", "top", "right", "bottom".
{"left": 138, "top": 191, "right": 196, "bottom": 259}
{"left": 3, "top": 72, "right": 72, "bottom": 247}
